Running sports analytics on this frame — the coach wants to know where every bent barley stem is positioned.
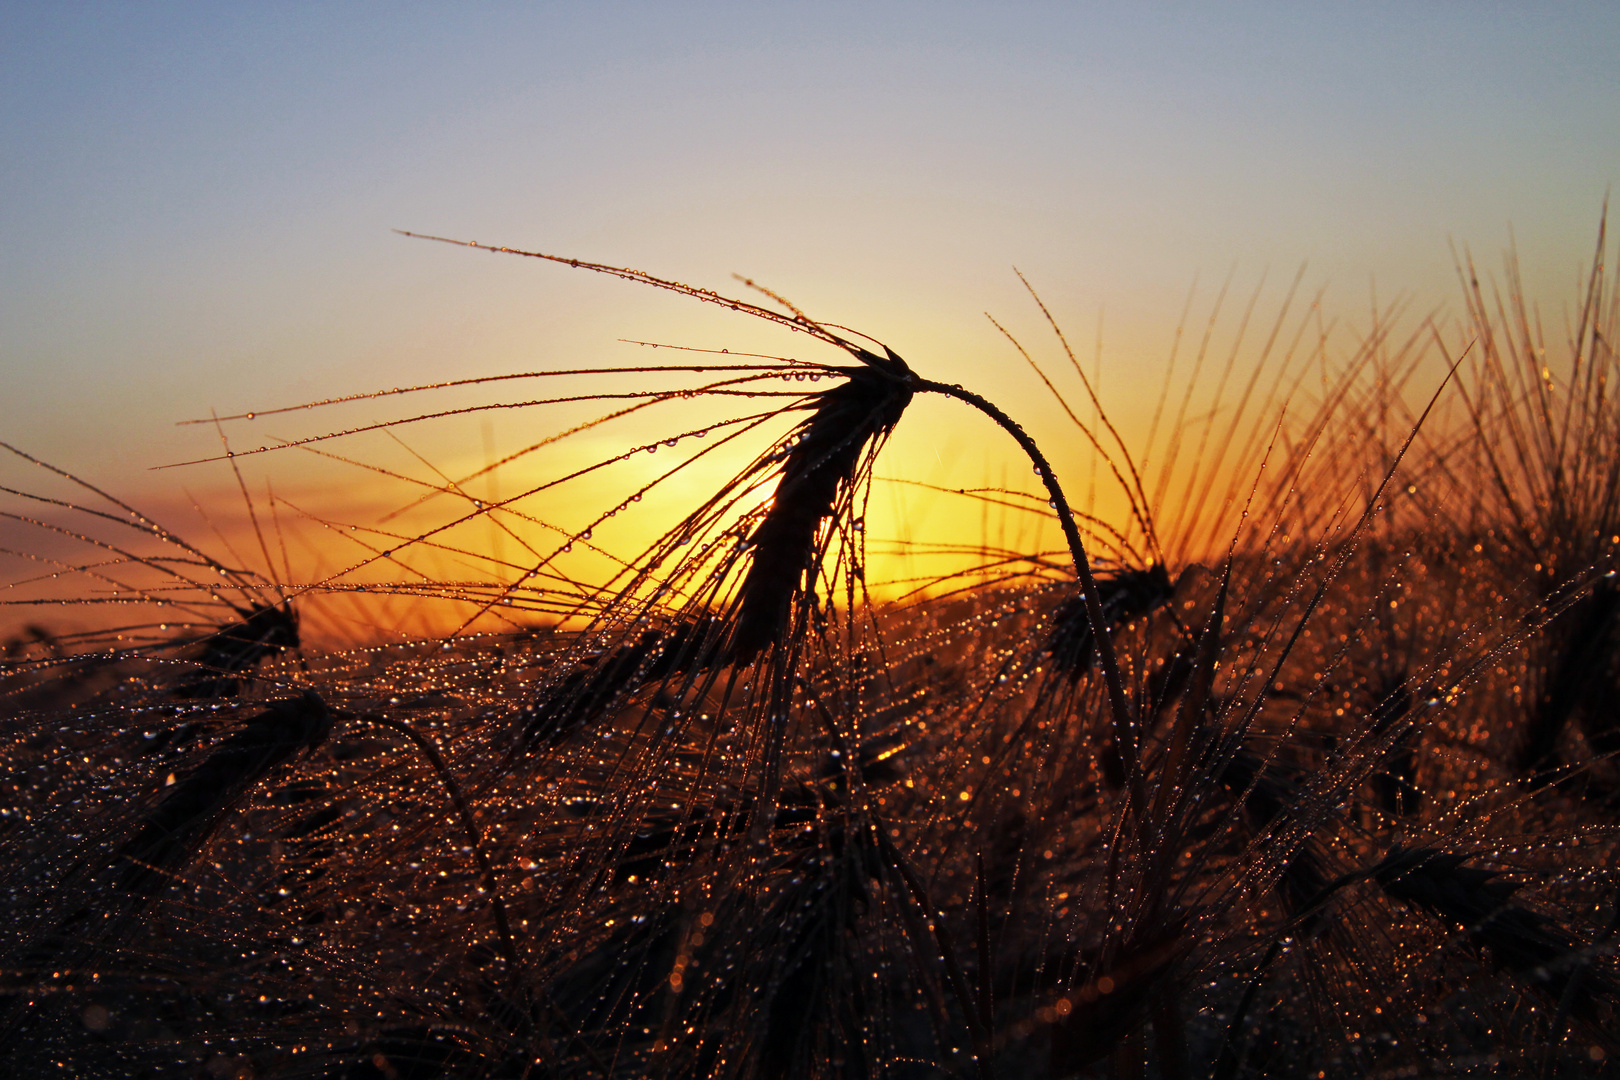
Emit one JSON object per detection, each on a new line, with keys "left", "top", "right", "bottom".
{"left": 392, "top": 231, "right": 1141, "bottom": 793}
{"left": 910, "top": 377, "right": 1141, "bottom": 794}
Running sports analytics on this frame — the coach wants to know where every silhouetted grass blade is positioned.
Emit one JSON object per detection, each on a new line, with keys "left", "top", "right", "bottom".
{"left": 118, "top": 689, "right": 332, "bottom": 895}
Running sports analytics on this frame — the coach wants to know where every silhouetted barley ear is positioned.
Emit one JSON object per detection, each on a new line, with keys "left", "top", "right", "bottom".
{"left": 117, "top": 689, "right": 331, "bottom": 895}
{"left": 1217, "top": 746, "right": 1332, "bottom": 924}
{"left": 1045, "top": 562, "right": 1173, "bottom": 678}
{"left": 1372, "top": 846, "right": 1620, "bottom": 1024}
{"left": 172, "top": 600, "right": 300, "bottom": 699}
{"left": 520, "top": 615, "right": 721, "bottom": 749}
{"left": 1517, "top": 578, "right": 1620, "bottom": 777}
{"left": 392, "top": 235, "right": 1124, "bottom": 693}
{"left": 731, "top": 358, "right": 913, "bottom": 662}
{"left": 1444, "top": 208, "right": 1620, "bottom": 785}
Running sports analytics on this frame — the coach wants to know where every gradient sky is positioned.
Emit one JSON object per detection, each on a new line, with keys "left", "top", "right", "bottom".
{"left": 3, "top": 3, "right": 1618, "bottom": 610}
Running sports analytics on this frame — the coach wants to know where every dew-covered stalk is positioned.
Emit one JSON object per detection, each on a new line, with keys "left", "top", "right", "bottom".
{"left": 912, "top": 377, "right": 1141, "bottom": 787}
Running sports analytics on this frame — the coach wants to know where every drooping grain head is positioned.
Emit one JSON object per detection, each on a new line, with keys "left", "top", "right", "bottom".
{"left": 730, "top": 362, "right": 913, "bottom": 663}
{"left": 173, "top": 602, "right": 299, "bottom": 699}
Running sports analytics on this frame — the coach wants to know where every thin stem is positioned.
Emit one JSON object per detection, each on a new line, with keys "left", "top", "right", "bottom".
{"left": 360, "top": 714, "right": 520, "bottom": 970}
{"left": 357, "top": 714, "right": 614, "bottom": 1080}
{"left": 877, "top": 819, "right": 998, "bottom": 1080}
{"left": 914, "top": 377, "right": 1140, "bottom": 785}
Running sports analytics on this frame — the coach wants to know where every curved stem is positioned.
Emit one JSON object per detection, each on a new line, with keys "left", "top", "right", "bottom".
{"left": 356, "top": 714, "right": 613, "bottom": 1079}
{"left": 915, "top": 378, "right": 1139, "bottom": 784}
{"left": 362, "top": 713, "right": 522, "bottom": 972}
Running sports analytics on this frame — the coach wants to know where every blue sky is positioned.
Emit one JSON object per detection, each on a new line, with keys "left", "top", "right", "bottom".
{"left": 3, "top": 3, "right": 1617, "bottom": 500}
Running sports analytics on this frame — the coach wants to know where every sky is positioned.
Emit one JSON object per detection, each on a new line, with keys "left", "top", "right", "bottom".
{"left": 2, "top": 3, "right": 1618, "bottom": 635}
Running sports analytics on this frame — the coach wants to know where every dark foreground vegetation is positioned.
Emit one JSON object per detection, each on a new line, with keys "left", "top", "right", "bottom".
{"left": 3, "top": 219, "right": 1619, "bottom": 1078}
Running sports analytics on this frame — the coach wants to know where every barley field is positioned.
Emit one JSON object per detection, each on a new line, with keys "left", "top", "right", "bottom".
{"left": 3, "top": 219, "right": 1618, "bottom": 1079}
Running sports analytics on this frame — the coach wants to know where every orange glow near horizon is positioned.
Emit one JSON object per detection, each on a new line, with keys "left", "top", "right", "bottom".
{"left": 5, "top": 8, "right": 1615, "bottom": 640}
{"left": 4, "top": 260, "right": 1456, "bottom": 652}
